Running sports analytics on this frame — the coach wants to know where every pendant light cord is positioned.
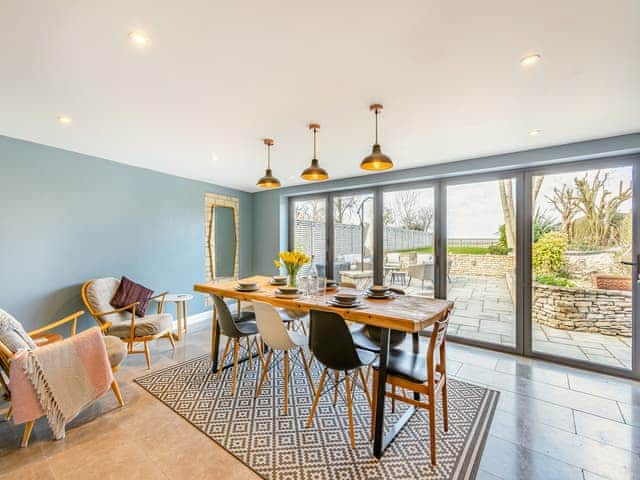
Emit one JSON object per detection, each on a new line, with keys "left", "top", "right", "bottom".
{"left": 313, "top": 127, "right": 317, "bottom": 158}
{"left": 375, "top": 109, "right": 379, "bottom": 144}
{"left": 266, "top": 143, "right": 271, "bottom": 169}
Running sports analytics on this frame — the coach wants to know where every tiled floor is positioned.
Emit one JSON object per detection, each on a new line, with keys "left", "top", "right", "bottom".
{"left": 1, "top": 320, "right": 639, "bottom": 480}
{"left": 396, "top": 275, "right": 632, "bottom": 369}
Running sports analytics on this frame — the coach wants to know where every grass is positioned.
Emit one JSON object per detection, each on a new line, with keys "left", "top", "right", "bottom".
{"left": 391, "top": 246, "right": 492, "bottom": 255}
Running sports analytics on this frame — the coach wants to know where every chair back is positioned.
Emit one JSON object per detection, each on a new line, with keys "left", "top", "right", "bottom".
{"left": 82, "top": 278, "right": 128, "bottom": 326}
{"left": 309, "top": 310, "right": 362, "bottom": 371}
{"left": 212, "top": 295, "right": 242, "bottom": 338}
{"left": 252, "top": 301, "right": 295, "bottom": 351}
{"left": 426, "top": 315, "right": 450, "bottom": 383}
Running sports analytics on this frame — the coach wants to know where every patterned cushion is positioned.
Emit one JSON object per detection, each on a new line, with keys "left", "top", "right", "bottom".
{"left": 110, "top": 276, "right": 154, "bottom": 317}
{"left": 108, "top": 313, "right": 173, "bottom": 339}
{"left": 103, "top": 335, "right": 127, "bottom": 368}
{"left": 85, "top": 278, "right": 129, "bottom": 325}
{"left": 0, "top": 309, "right": 37, "bottom": 353}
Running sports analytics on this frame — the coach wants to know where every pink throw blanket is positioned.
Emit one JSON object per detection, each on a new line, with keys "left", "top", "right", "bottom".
{"left": 10, "top": 327, "right": 113, "bottom": 439}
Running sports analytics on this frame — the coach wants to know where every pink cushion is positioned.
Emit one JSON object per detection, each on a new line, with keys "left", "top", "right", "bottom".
{"left": 110, "top": 276, "right": 153, "bottom": 317}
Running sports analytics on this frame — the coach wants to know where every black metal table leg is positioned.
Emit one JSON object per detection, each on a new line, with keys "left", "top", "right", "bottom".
{"left": 210, "top": 300, "right": 220, "bottom": 372}
{"left": 373, "top": 327, "right": 390, "bottom": 458}
{"left": 412, "top": 332, "right": 420, "bottom": 402}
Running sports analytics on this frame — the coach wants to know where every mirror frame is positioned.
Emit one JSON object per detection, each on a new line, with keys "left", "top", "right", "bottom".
{"left": 205, "top": 193, "right": 240, "bottom": 283}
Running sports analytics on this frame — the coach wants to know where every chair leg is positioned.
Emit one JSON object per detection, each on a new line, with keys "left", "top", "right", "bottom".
{"left": 255, "top": 350, "right": 273, "bottom": 398}
{"left": 21, "top": 421, "right": 34, "bottom": 448}
{"left": 428, "top": 397, "right": 437, "bottom": 465}
{"left": 111, "top": 380, "right": 125, "bottom": 407}
{"left": 345, "top": 372, "right": 355, "bottom": 449}
{"left": 391, "top": 384, "right": 396, "bottom": 413}
{"left": 217, "top": 337, "right": 232, "bottom": 379}
{"left": 299, "top": 349, "right": 314, "bottom": 392}
{"left": 306, "top": 367, "right": 328, "bottom": 428}
{"left": 357, "top": 368, "right": 372, "bottom": 408}
{"left": 231, "top": 339, "right": 240, "bottom": 396}
{"left": 246, "top": 336, "right": 253, "bottom": 369}
{"left": 167, "top": 332, "right": 176, "bottom": 350}
{"left": 370, "top": 370, "right": 379, "bottom": 440}
{"left": 143, "top": 341, "right": 151, "bottom": 369}
{"left": 333, "top": 371, "right": 340, "bottom": 406}
{"left": 442, "top": 380, "right": 449, "bottom": 432}
{"left": 6, "top": 405, "right": 13, "bottom": 421}
{"left": 283, "top": 350, "right": 289, "bottom": 415}
{"left": 256, "top": 337, "right": 266, "bottom": 369}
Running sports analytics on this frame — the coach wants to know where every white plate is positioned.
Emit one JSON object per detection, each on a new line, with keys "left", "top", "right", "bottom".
{"left": 274, "top": 292, "right": 302, "bottom": 299}
{"left": 235, "top": 286, "right": 260, "bottom": 292}
{"left": 327, "top": 300, "right": 362, "bottom": 308}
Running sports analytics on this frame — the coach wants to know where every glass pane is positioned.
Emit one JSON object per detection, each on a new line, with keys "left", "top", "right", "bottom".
{"left": 531, "top": 167, "right": 633, "bottom": 369}
{"left": 333, "top": 193, "right": 375, "bottom": 289}
{"left": 447, "top": 179, "right": 517, "bottom": 347}
{"left": 382, "top": 188, "right": 435, "bottom": 297}
{"left": 292, "top": 198, "right": 327, "bottom": 277}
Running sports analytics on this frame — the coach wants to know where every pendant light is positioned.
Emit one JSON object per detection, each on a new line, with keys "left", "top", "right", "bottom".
{"left": 256, "top": 138, "right": 281, "bottom": 188}
{"left": 360, "top": 103, "right": 394, "bottom": 171}
{"left": 301, "top": 123, "right": 329, "bottom": 181}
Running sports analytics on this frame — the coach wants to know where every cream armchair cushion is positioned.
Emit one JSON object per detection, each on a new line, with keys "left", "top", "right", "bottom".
{"left": 108, "top": 314, "right": 173, "bottom": 338}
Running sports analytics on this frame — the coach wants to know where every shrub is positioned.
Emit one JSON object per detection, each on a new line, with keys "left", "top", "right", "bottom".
{"left": 487, "top": 243, "right": 511, "bottom": 255}
{"left": 532, "top": 232, "right": 568, "bottom": 275}
{"left": 534, "top": 274, "right": 574, "bottom": 287}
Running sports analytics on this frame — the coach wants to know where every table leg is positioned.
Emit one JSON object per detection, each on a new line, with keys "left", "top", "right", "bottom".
{"left": 210, "top": 302, "right": 220, "bottom": 372}
{"left": 176, "top": 302, "right": 183, "bottom": 341}
{"left": 373, "top": 327, "right": 390, "bottom": 458}
{"left": 412, "top": 332, "right": 420, "bottom": 402}
{"left": 183, "top": 301, "right": 188, "bottom": 333}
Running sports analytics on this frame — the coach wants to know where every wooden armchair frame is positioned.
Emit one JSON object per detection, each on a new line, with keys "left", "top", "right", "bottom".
{"left": 81, "top": 280, "right": 175, "bottom": 369}
{"left": 0, "top": 310, "right": 124, "bottom": 447}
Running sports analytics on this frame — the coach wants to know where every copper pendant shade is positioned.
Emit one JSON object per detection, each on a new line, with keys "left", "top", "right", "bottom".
{"left": 301, "top": 123, "right": 329, "bottom": 181}
{"left": 360, "top": 103, "right": 394, "bottom": 171}
{"left": 256, "top": 138, "right": 281, "bottom": 188}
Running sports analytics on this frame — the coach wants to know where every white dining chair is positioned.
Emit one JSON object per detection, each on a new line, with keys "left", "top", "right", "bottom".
{"left": 252, "top": 301, "right": 314, "bottom": 414}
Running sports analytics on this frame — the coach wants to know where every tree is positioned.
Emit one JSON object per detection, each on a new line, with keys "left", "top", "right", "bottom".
{"left": 295, "top": 199, "right": 325, "bottom": 222}
{"left": 572, "top": 171, "right": 632, "bottom": 247}
{"left": 391, "top": 191, "right": 433, "bottom": 231}
{"left": 498, "top": 176, "right": 544, "bottom": 251}
{"left": 334, "top": 197, "right": 358, "bottom": 224}
{"left": 546, "top": 184, "right": 578, "bottom": 244}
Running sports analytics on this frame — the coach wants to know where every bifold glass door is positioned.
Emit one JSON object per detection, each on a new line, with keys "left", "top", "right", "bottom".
{"left": 446, "top": 178, "right": 517, "bottom": 348}
{"left": 291, "top": 197, "right": 327, "bottom": 277}
{"left": 529, "top": 165, "right": 634, "bottom": 370}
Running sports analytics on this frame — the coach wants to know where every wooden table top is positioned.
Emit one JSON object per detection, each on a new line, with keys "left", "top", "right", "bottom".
{"left": 194, "top": 275, "right": 453, "bottom": 333}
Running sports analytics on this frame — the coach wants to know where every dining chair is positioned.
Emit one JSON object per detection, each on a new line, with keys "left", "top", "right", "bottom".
{"left": 306, "top": 310, "right": 375, "bottom": 449}
{"left": 212, "top": 295, "right": 261, "bottom": 396}
{"left": 252, "top": 301, "right": 313, "bottom": 414}
{"left": 371, "top": 315, "right": 451, "bottom": 465}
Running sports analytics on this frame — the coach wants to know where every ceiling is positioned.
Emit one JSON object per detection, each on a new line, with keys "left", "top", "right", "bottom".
{"left": 1, "top": 1, "right": 639, "bottom": 192}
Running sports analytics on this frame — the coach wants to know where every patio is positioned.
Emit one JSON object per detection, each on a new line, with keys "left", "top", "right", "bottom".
{"left": 394, "top": 275, "right": 632, "bottom": 370}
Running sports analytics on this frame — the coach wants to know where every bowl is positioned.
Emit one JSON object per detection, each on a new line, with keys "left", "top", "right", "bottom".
{"left": 278, "top": 286, "right": 300, "bottom": 295}
{"left": 238, "top": 282, "right": 257, "bottom": 289}
{"left": 369, "top": 285, "right": 389, "bottom": 293}
{"left": 272, "top": 275, "right": 287, "bottom": 283}
{"left": 334, "top": 293, "right": 358, "bottom": 303}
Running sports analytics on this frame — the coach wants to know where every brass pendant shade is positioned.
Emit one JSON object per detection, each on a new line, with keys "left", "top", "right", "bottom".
{"left": 301, "top": 123, "right": 329, "bottom": 181}
{"left": 360, "top": 104, "right": 394, "bottom": 171}
{"left": 256, "top": 138, "right": 281, "bottom": 188}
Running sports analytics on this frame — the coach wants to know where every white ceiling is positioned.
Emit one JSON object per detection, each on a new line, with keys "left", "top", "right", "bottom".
{"left": 1, "top": 1, "right": 639, "bottom": 192}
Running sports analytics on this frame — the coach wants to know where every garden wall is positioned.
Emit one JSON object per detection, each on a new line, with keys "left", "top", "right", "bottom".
{"left": 449, "top": 254, "right": 515, "bottom": 277}
{"left": 564, "top": 249, "right": 628, "bottom": 281}
{"left": 532, "top": 283, "right": 632, "bottom": 336}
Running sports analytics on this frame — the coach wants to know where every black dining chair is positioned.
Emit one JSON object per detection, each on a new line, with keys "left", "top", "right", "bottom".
{"left": 213, "top": 295, "right": 261, "bottom": 395}
{"left": 306, "top": 310, "right": 375, "bottom": 449}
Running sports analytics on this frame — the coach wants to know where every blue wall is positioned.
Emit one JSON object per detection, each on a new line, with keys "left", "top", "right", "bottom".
{"left": 0, "top": 135, "right": 253, "bottom": 331}
{"left": 252, "top": 133, "right": 640, "bottom": 275}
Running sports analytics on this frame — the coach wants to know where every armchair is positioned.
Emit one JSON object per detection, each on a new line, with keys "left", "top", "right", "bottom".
{"left": 0, "top": 309, "right": 126, "bottom": 447}
{"left": 81, "top": 278, "right": 175, "bottom": 369}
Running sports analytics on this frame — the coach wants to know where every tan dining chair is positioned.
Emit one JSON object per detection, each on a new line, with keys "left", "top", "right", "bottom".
{"left": 252, "top": 301, "right": 314, "bottom": 414}
{"left": 82, "top": 278, "right": 175, "bottom": 369}
{"left": 371, "top": 313, "right": 451, "bottom": 465}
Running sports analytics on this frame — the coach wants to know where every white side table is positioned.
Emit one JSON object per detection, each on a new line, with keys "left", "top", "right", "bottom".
{"left": 155, "top": 294, "right": 193, "bottom": 340}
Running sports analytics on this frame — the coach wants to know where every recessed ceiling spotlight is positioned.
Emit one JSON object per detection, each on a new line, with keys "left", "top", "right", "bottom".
{"left": 128, "top": 31, "right": 149, "bottom": 46}
{"left": 529, "top": 129, "right": 542, "bottom": 136}
{"left": 520, "top": 53, "right": 541, "bottom": 67}
{"left": 57, "top": 115, "right": 72, "bottom": 125}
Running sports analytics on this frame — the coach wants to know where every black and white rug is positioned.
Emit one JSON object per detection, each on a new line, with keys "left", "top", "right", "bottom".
{"left": 135, "top": 354, "right": 498, "bottom": 480}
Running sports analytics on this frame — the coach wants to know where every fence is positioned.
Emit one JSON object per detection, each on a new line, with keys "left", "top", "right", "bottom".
{"left": 447, "top": 238, "right": 497, "bottom": 247}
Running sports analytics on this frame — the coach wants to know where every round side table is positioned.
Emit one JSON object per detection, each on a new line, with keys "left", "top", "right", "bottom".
{"left": 155, "top": 294, "right": 193, "bottom": 340}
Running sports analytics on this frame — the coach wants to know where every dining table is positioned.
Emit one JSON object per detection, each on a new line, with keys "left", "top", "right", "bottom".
{"left": 193, "top": 275, "right": 453, "bottom": 459}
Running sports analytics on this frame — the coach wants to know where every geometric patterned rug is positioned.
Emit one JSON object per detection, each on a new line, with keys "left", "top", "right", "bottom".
{"left": 135, "top": 354, "right": 498, "bottom": 480}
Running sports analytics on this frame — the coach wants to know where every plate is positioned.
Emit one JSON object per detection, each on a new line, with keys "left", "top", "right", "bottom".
{"left": 327, "top": 299, "right": 362, "bottom": 308}
{"left": 369, "top": 285, "right": 389, "bottom": 293}
{"left": 270, "top": 280, "right": 287, "bottom": 286}
{"left": 274, "top": 292, "right": 302, "bottom": 299}
{"left": 235, "top": 286, "right": 260, "bottom": 292}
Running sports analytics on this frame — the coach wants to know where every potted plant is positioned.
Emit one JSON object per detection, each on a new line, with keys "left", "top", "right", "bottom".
{"left": 274, "top": 251, "right": 311, "bottom": 288}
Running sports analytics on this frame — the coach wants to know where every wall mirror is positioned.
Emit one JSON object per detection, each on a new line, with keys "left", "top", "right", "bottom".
{"left": 205, "top": 193, "right": 240, "bottom": 283}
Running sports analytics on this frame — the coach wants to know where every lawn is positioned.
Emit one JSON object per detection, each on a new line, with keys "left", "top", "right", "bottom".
{"left": 392, "top": 246, "right": 492, "bottom": 255}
